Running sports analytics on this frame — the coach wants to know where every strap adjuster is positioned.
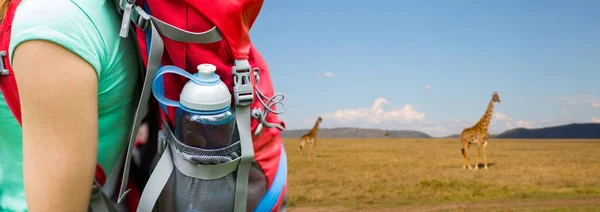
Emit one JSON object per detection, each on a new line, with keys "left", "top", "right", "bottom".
{"left": 0, "top": 51, "right": 9, "bottom": 76}
{"left": 131, "top": 6, "right": 150, "bottom": 30}
{"left": 232, "top": 60, "right": 254, "bottom": 107}
{"left": 119, "top": 0, "right": 151, "bottom": 38}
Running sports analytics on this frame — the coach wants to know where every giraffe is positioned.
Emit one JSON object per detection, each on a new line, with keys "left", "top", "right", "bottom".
{"left": 460, "top": 92, "right": 501, "bottom": 170}
{"left": 300, "top": 116, "right": 323, "bottom": 157}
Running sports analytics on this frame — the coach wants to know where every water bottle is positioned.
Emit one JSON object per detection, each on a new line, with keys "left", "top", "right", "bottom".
{"left": 175, "top": 63, "right": 235, "bottom": 149}
{"left": 154, "top": 63, "right": 235, "bottom": 149}
{"left": 151, "top": 63, "right": 243, "bottom": 212}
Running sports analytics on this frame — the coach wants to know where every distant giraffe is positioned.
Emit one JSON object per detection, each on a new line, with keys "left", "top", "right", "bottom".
{"left": 460, "top": 92, "right": 501, "bottom": 170}
{"left": 300, "top": 116, "right": 323, "bottom": 157}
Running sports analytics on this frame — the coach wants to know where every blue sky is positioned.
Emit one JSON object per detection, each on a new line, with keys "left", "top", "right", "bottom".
{"left": 248, "top": 0, "right": 600, "bottom": 137}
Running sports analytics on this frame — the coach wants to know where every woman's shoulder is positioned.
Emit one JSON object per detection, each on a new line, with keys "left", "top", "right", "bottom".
{"left": 9, "top": 0, "right": 138, "bottom": 79}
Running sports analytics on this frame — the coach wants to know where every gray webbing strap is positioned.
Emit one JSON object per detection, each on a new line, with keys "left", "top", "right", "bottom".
{"left": 118, "top": 0, "right": 135, "bottom": 38}
{"left": 232, "top": 59, "right": 255, "bottom": 212}
{"left": 89, "top": 181, "right": 118, "bottom": 212}
{"left": 117, "top": 20, "right": 164, "bottom": 203}
{"left": 171, "top": 142, "right": 241, "bottom": 180}
{"left": 118, "top": 0, "right": 223, "bottom": 44}
{"left": 136, "top": 145, "right": 174, "bottom": 212}
{"left": 150, "top": 17, "right": 222, "bottom": 43}
{"left": 234, "top": 105, "right": 253, "bottom": 212}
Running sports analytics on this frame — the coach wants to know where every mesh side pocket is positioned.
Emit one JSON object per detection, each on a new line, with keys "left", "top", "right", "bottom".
{"left": 155, "top": 138, "right": 268, "bottom": 212}
{"left": 157, "top": 143, "right": 238, "bottom": 212}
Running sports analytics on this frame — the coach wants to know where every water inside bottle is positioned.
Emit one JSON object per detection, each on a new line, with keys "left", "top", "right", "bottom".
{"left": 175, "top": 108, "right": 236, "bottom": 149}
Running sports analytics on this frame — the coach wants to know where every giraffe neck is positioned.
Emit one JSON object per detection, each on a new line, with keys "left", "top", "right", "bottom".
{"left": 308, "top": 120, "right": 321, "bottom": 137}
{"left": 475, "top": 99, "right": 495, "bottom": 130}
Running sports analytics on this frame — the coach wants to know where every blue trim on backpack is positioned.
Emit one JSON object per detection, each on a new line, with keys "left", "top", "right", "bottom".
{"left": 254, "top": 145, "right": 288, "bottom": 211}
{"left": 142, "top": 2, "right": 169, "bottom": 117}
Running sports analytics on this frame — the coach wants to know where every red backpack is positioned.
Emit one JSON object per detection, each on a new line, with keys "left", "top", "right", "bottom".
{"left": 0, "top": 0, "right": 288, "bottom": 211}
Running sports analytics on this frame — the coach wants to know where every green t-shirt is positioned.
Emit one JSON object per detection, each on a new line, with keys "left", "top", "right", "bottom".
{"left": 0, "top": 0, "right": 140, "bottom": 211}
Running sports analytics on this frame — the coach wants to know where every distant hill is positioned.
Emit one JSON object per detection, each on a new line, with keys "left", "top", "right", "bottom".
{"left": 280, "top": 123, "right": 600, "bottom": 139}
{"left": 495, "top": 123, "right": 600, "bottom": 139}
{"left": 444, "top": 134, "right": 460, "bottom": 138}
{"left": 281, "top": 128, "right": 432, "bottom": 138}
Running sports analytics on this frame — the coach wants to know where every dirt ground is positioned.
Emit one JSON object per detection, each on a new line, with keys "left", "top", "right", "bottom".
{"left": 282, "top": 138, "right": 600, "bottom": 211}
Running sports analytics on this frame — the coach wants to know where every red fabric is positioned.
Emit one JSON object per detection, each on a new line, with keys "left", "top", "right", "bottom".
{"left": 94, "top": 163, "right": 107, "bottom": 186}
{"left": 184, "top": 0, "right": 263, "bottom": 60}
{"left": 124, "top": 173, "right": 142, "bottom": 211}
{"left": 0, "top": 0, "right": 108, "bottom": 198}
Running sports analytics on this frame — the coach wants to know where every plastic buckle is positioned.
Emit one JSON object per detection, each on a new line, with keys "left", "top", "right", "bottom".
{"left": 131, "top": 6, "right": 150, "bottom": 30}
{"left": 119, "top": 3, "right": 133, "bottom": 38}
{"left": 0, "top": 51, "right": 8, "bottom": 76}
{"left": 118, "top": 0, "right": 139, "bottom": 38}
{"left": 232, "top": 61, "right": 254, "bottom": 107}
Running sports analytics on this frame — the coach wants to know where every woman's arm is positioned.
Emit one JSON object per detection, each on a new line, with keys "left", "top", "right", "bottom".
{"left": 12, "top": 40, "right": 99, "bottom": 212}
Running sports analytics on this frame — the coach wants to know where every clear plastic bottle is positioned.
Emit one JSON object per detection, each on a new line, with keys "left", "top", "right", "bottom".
{"left": 174, "top": 64, "right": 235, "bottom": 149}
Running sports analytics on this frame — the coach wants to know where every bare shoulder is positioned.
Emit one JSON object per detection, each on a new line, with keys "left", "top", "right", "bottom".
{"left": 12, "top": 39, "right": 98, "bottom": 124}
{"left": 12, "top": 39, "right": 98, "bottom": 96}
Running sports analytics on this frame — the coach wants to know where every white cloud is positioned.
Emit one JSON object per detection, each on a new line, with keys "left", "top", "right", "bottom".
{"left": 302, "top": 96, "right": 588, "bottom": 137}
{"left": 489, "top": 111, "right": 555, "bottom": 132}
{"left": 323, "top": 72, "right": 335, "bottom": 78}
{"left": 515, "top": 120, "right": 534, "bottom": 129}
{"left": 436, "top": 117, "right": 554, "bottom": 136}
{"left": 538, "top": 118, "right": 553, "bottom": 125}
{"left": 320, "top": 98, "right": 426, "bottom": 127}
{"left": 493, "top": 112, "right": 512, "bottom": 121}
{"left": 591, "top": 117, "right": 600, "bottom": 123}
{"left": 424, "top": 85, "right": 432, "bottom": 90}
{"left": 553, "top": 95, "right": 600, "bottom": 111}
{"left": 502, "top": 119, "right": 553, "bottom": 130}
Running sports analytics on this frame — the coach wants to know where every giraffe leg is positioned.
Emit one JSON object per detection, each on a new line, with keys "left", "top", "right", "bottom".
{"left": 312, "top": 138, "right": 317, "bottom": 158}
{"left": 300, "top": 139, "right": 305, "bottom": 156}
{"left": 462, "top": 142, "right": 471, "bottom": 170}
{"left": 475, "top": 141, "right": 482, "bottom": 170}
{"left": 483, "top": 141, "right": 488, "bottom": 169}
{"left": 309, "top": 141, "right": 315, "bottom": 158}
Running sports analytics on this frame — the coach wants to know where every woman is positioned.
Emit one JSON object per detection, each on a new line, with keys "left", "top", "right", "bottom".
{"left": 0, "top": 0, "right": 140, "bottom": 211}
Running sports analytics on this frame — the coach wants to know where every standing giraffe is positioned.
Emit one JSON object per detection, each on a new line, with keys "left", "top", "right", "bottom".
{"left": 300, "top": 116, "right": 323, "bottom": 157}
{"left": 460, "top": 92, "right": 501, "bottom": 170}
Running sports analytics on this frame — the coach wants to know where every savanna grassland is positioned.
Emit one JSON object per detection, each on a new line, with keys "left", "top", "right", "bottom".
{"left": 283, "top": 138, "right": 600, "bottom": 211}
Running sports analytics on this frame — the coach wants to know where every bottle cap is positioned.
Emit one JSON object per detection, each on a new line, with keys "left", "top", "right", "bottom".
{"left": 179, "top": 64, "right": 232, "bottom": 111}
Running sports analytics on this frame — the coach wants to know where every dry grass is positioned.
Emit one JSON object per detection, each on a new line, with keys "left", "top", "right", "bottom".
{"left": 283, "top": 138, "right": 600, "bottom": 211}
